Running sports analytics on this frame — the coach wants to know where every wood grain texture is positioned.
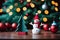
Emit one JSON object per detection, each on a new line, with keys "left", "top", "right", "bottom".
{"left": 0, "top": 30, "right": 60, "bottom": 39}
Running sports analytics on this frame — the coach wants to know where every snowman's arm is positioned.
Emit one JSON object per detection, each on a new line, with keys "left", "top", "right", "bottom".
{"left": 40, "top": 23, "right": 44, "bottom": 26}
{"left": 29, "top": 22, "right": 33, "bottom": 25}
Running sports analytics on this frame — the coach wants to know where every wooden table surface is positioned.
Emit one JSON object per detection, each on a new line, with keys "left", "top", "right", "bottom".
{"left": 0, "top": 30, "right": 60, "bottom": 39}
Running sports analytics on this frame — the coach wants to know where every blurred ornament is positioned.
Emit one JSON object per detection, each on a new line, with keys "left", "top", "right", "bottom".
{"left": 44, "top": 10, "right": 49, "bottom": 15}
{"left": 41, "top": 0, "right": 44, "bottom": 2}
{"left": 19, "top": 0, "right": 24, "bottom": 3}
{"left": 43, "top": 24, "right": 49, "bottom": 31}
{"left": 26, "top": 14, "right": 29, "bottom": 16}
{"left": 50, "top": 21, "right": 58, "bottom": 33}
{"left": 30, "top": 3, "right": 35, "bottom": 8}
{"left": 43, "top": 17, "right": 48, "bottom": 22}
{"left": 55, "top": 2, "right": 58, "bottom": 6}
{"left": 54, "top": 7, "right": 58, "bottom": 12}
{"left": 0, "top": 22, "right": 6, "bottom": 31}
{"left": 26, "top": 0, "right": 31, "bottom": 2}
{"left": 0, "top": 22, "right": 4, "bottom": 28}
{"left": 5, "top": 23, "right": 11, "bottom": 28}
{"left": 23, "top": 16, "right": 28, "bottom": 20}
{"left": 51, "top": 1, "right": 55, "bottom": 5}
{"left": 42, "top": 2, "right": 47, "bottom": 10}
{"left": 12, "top": 23, "right": 17, "bottom": 30}
{"left": 37, "top": 10, "right": 41, "bottom": 14}
{"left": 9, "top": 12, "right": 13, "bottom": 16}
{"left": 6, "top": 9, "right": 10, "bottom": 13}
{"left": 9, "top": 5, "right": 13, "bottom": 9}
{"left": 16, "top": 8, "right": 21, "bottom": 12}
{"left": 23, "top": 7, "right": 27, "bottom": 11}
{"left": 14, "top": 3, "right": 18, "bottom": 6}
{"left": 0, "top": 9, "right": 3, "bottom": 13}
{"left": 26, "top": 3, "right": 30, "bottom": 7}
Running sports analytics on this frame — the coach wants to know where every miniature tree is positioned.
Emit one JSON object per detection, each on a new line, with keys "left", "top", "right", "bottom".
{"left": 16, "top": 15, "right": 28, "bottom": 32}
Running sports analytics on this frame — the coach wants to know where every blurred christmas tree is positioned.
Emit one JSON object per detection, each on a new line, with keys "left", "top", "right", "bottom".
{"left": 0, "top": 0, "right": 60, "bottom": 31}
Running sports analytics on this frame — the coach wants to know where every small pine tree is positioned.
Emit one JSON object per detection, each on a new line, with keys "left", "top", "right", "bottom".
{"left": 16, "top": 15, "right": 28, "bottom": 32}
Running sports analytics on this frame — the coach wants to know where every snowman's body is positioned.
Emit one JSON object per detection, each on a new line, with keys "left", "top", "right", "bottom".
{"left": 30, "top": 13, "right": 41, "bottom": 34}
{"left": 33, "top": 24, "right": 38, "bottom": 28}
{"left": 32, "top": 19, "right": 40, "bottom": 34}
{"left": 32, "top": 28, "right": 40, "bottom": 34}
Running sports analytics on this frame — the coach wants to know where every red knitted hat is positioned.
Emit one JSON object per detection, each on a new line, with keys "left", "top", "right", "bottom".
{"left": 34, "top": 13, "right": 39, "bottom": 20}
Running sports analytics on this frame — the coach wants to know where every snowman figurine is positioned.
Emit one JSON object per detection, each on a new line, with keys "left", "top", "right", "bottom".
{"left": 30, "top": 13, "right": 41, "bottom": 34}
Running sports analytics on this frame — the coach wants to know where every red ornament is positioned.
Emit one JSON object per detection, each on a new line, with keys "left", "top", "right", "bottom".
{"left": 19, "top": 0, "right": 23, "bottom": 3}
{"left": 26, "top": 14, "right": 29, "bottom": 16}
{"left": 26, "top": 3, "right": 30, "bottom": 7}
{"left": 5, "top": 23, "right": 11, "bottom": 28}
{"left": 50, "top": 25, "right": 58, "bottom": 33}
{"left": 50, "top": 21, "right": 58, "bottom": 33}
{"left": 0, "top": 22, "right": 4, "bottom": 28}
{"left": 12, "top": 23, "right": 17, "bottom": 30}
{"left": 43, "top": 24, "right": 49, "bottom": 31}
{"left": 0, "top": 22, "right": 6, "bottom": 31}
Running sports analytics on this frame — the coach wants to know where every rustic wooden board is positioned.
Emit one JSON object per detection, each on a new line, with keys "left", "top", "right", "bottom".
{"left": 0, "top": 30, "right": 60, "bottom": 39}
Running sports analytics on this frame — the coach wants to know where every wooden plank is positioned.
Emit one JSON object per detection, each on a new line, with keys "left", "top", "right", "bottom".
{"left": 0, "top": 30, "right": 60, "bottom": 39}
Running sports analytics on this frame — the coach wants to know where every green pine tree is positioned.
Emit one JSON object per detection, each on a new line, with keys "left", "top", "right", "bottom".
{"left": 16, "top": 15, "right": 28, "bottom": 32}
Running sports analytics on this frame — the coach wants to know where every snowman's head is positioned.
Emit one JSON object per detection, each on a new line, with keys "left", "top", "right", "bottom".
{"left": 34, "top": 19, "right": 39, "bottom": 23}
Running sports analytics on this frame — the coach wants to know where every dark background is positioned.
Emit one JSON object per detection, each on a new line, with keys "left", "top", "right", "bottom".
{"left": 0, "top": 0, "right": 5, "bottom": 8}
